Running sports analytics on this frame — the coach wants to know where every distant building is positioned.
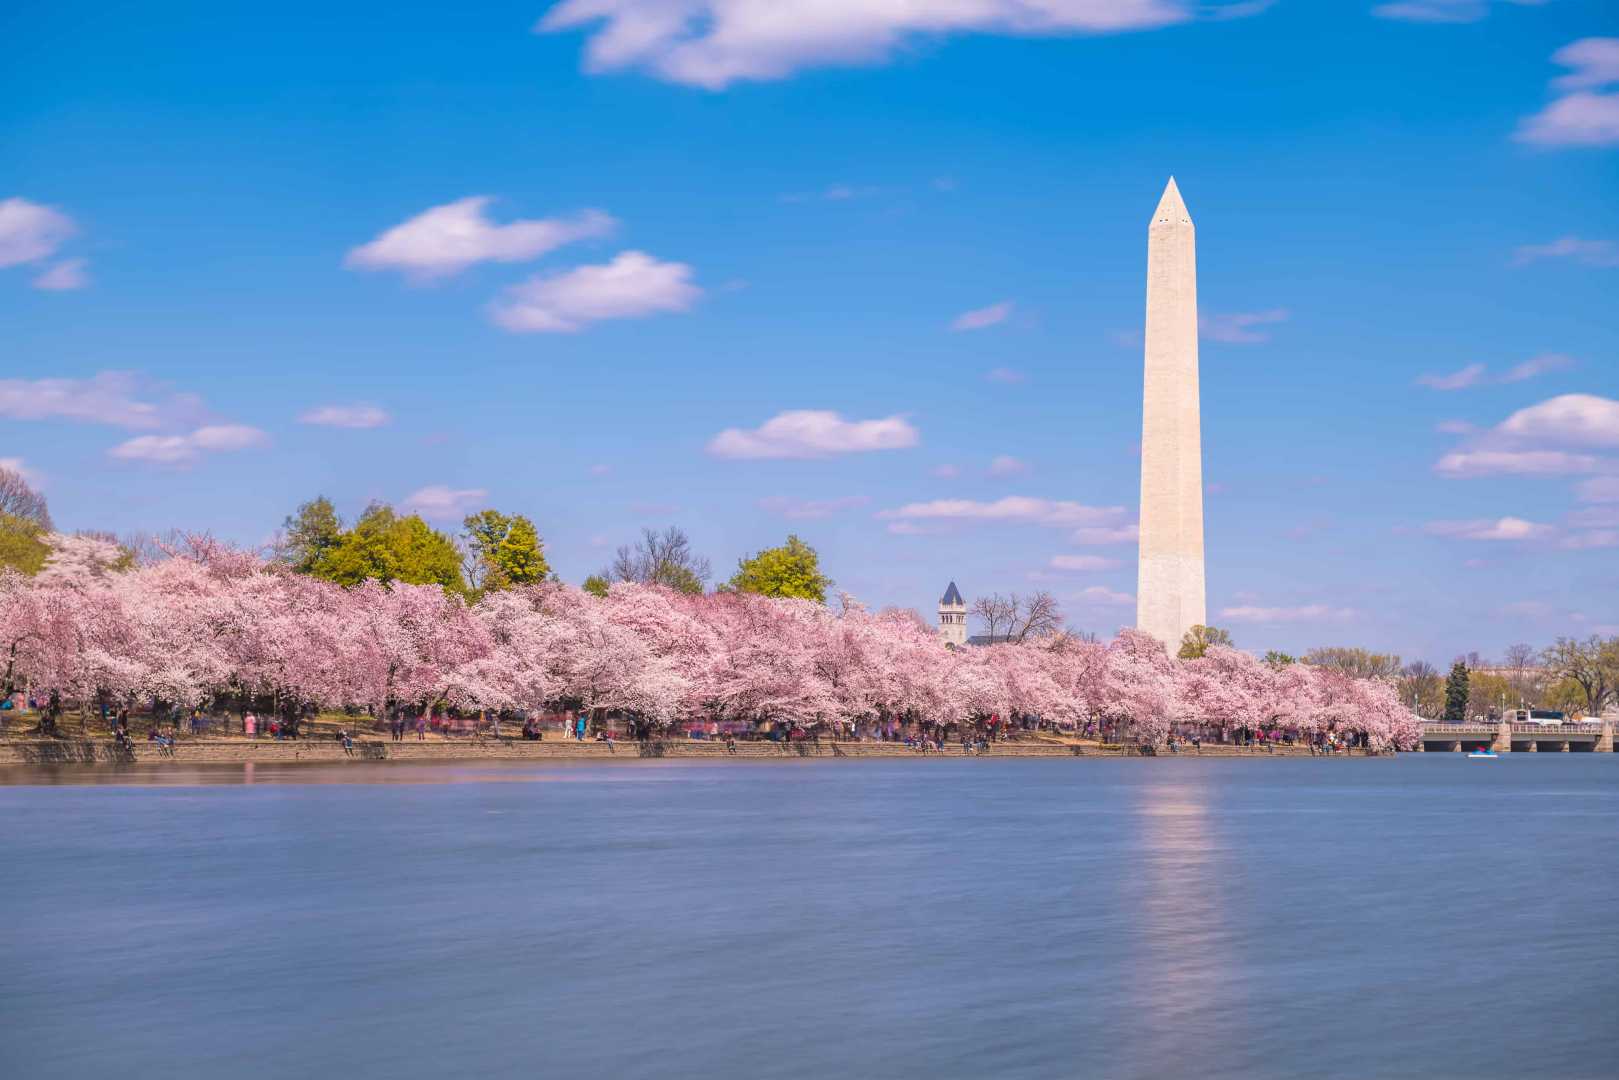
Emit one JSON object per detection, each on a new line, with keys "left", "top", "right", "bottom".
{"left": 937, "top": 581, "right": 967, "bottom": 647}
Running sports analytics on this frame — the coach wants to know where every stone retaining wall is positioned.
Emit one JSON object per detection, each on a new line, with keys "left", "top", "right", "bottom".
{"left": 0, "top": 737, "right": 1375, "bottom": 766}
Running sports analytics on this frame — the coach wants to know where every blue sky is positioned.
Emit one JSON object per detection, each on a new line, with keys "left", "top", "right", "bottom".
{"left": 3, "top": 0, "right": 1617, "bottom": 663}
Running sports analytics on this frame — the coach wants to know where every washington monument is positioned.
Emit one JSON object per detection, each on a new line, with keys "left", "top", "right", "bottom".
{"left": 1136, "top": 177, "right": 1206, "bottom": 650}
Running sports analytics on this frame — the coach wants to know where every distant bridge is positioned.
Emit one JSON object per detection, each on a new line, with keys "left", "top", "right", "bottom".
{"left": 1419, "top": 719, "right": 1614, "bottom": 753}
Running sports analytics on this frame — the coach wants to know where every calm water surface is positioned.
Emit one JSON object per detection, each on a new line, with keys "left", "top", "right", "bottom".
{"left": 3, "top": 756, "right": 1615, "bottom": 1079}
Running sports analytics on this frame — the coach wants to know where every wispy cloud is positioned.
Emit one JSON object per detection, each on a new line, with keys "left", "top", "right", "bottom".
{"left": 984, "top": 367, "right": 1026, "bottom": 384}
{"left": 931, "top": 464, "right": 960, "bottom": 479}
{"left": 109, "top": 425, "right": 269, "bottom": 466}
{"left": 878, "top": 496, "right": 1125, "bottom": 527}
{"left": 402, "top": 485, "right": 488, "bottom": 519}
{"left": 346, "top": 197, "right": 615, "bottom": 280}
{"left": 1416, "top": 363, "right": 1486, "bottom": 391}
{"left": 0, "top": 372, "right": 202, "bottom": 430}
{"left": 1517, "top": 38, "right": 1619, "bottom": 149}
{"left": 1511, "top": 235, "right": 1619, "bottom": 268}
{"left": 1577, "top": 476, "right": 1619, "bottom": 503}
{"left": 1418, "top": 354, "right": 1573, "bottom": 390}
{"left": 1072, "top": 523, "right": 1140, "bottom": 545}
{"left": 1435, "top": 419, "right": 1477, "bottom": 435}
{"left": 0, "top": 197, "right": 76, "bottom": 270}
{"left": 1435, "top": 449, "right": 1602, "bottom": 477}
{"left": 1424, "top": 516, "right": 1553, "bottom": 541}
{"left": 950, "top": 301, "right": 1013, "bottom": 332}
{"left": 780, "top": 183, "right": 876, "bottom": 203}
{"left": 538, "top": 1, "right": 1263, "bottom": 89}
{"left": 758, "top": 495, "right": 870, "bottom": 519}
{"left": 1049, "top": 554, "right": 1120, "bottom": 572}
{"left": 1372, "top": 0, "right": 1543, "bottom": 24}
{"left": 1077, "top": 585, "right": 1134, "bottom": 606}
{"left": 32, "top": 258, "right": 89, "bottom": 291}
{"left": 1219, "top": 604, "right": 1357, "bottom": 622}
{"left": 489, "top": 251, "right": 700, "bottom": 333}
{"left": 709, "top": 410, "right": 919, "bottom": 459}
{"left": 1200, "top": 308, "right": 1288, "bottom": 344}
{"left": 299, "top": 403, "right": 390, "bottom": 429}
{"left": 987, "top": 455, "right": 1028, "bottom": 477}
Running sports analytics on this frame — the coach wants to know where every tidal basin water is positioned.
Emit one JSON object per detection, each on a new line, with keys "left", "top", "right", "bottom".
{"left": 3, "top": 756, "right": 1616, "bottom": 1079}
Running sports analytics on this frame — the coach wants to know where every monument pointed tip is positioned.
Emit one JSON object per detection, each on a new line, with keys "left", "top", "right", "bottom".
{"left": 1151, "top": 176, "right": 1191, "bottom": 226}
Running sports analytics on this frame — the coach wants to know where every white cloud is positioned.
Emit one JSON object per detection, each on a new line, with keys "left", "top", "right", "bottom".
{"left": 1517, "top": 39, "right": 1619, "bottom": 149}
{"left": 1372, "top": 0, "right": 1543, "bottom": 24}
{"left": 1049, "top": 554, "right": 1119, "bottom": 572}
{"left": 1577, "top": 476, "right": 1619, "bottom": 502}
{"left": 1220, "top": 604, "right": 1357, "bottom": 623}
{"left": 1497, "top": 394, "right": 1619, "bottom": 448}
{"left": 1435, "top": 419, "right": 1476, "bottom": 435}
{"left": 489, "top": 250, "right": 700, "bottom": 333}
{"left": 1199, "top": 308, "right": 1287, "bottom": 344}
{"left": 758, "top": 495, "right": 870, "bottom": 518}
{"left": 346, "top": 197, "right": 615, "bottom": 280}
{"left": 878, "top": 496, "right": 1125, "bottom": 527}
{"left": 299, "top": 403, "right": 390, "bottom": 429}
{"left": 708, "top": 410, "right": 918, "bottom": 459}
{"left": 984, "top": 367, "right": 1026, "bottom": 383}
{"left": 1416, "top": 363, "right": 1485, "bottom": 391}
{"left": 987, "top": 454, "right": 1028, "bottom": 477}
{"left": 1071, "top": 523, "right": 1139, "bottom": 544}
{"left": 1435, "top": 449, "right": 1603, "bottom": 477}
{"left": 1424, "top": 516, "right": 1553, "bottom": 541}
{"left": 402, "top": 485, "right": 488, "bottom": 519}
{"left": 32, "top": 258, "right": 89, "bottom": 291}
{"left": 0, "top": 197, "right": 76, "bottom": 269}
{"left": 0, "top": 371, "right": 201, "bottom": 430}
{"left": 537, "top": 1, "right": 1251, "bottom": 89}
{"left": 1077, "top": 585, "right": 1134, "bottom": 606}
{"left": 951, "top": 301, "right": 1013, "bottom": 331}
{"left": 110, "top": 424, "right": 269, "bottom": 465}
{"left": 1511, "top": 235, "right": 1619, "bottom": 268}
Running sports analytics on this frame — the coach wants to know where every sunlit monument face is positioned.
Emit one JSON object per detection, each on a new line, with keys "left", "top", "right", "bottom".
{"left": 1136, "top": 178, "right": 1206, "bottom": 651}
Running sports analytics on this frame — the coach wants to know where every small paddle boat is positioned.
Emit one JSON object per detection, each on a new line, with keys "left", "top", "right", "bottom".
{"left": 1467, "top": 748, "right": 1499, "bottom": 759}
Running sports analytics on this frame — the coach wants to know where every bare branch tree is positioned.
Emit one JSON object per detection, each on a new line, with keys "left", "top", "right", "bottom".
{"left": 605, "top": 526, "right": 711, "bottom": 594}
{"left": 971, "top": 590, "right": 1063, "bottom": 643}
{"left": 0, "top": 466, "right": 51, "bottom": 530}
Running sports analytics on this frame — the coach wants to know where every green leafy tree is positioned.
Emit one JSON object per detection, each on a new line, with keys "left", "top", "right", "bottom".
{"left": 582, "top": 574, "right": 610, "bottom": 598}
{"left": 1177, "top": 624, "right": 1233, "bottom": 660}
{"left": 728, "top": 534, "right": 833, "bottom": 602}
{"left": 1262, "top": 650, "right": 1296, "bottom": 667}
{"left": 0, "top": 465, "right": 52, "bottom": 574}
{"left": 462, "top": 509, "right": 550, "bottom": 593}
{"left": 278, "top": 496, "right": 344, "bottom": 573}
{"left": 313, "top": 503, "right": 466, "bottom": 593}
{"left": 1442, "top": 660, "right": 1470, "bottom": 724}
{"left": 1540, "top": 636, "right": 1618, "bottom": 718}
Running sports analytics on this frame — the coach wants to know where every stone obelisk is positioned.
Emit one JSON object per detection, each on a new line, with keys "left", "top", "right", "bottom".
{"left": 1136, "top": 177, "right": 1206, "bottom": 651}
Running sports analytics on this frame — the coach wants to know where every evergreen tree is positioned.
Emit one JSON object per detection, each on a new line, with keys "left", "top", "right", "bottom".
{"left": 1443, "top": 659, "right": 1470, "bottom": 724}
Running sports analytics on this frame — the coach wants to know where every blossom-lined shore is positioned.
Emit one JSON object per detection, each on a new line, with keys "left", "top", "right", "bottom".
{"left": 3, "top": 536, "right": 1422, "bottom": 750}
